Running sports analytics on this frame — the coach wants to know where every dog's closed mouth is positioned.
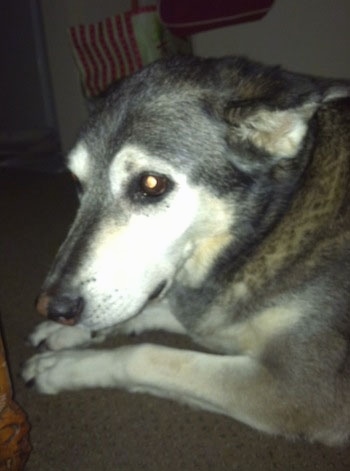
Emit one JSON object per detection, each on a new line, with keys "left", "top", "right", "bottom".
{"left": 149, "top": 280, "right": 167, "bottom": 301}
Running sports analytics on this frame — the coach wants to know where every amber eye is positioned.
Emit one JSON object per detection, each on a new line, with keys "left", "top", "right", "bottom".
{"left": 140, "top": 174, "right": 169, "bottom": 196}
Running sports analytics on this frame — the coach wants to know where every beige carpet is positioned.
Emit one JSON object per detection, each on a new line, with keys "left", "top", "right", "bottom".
{"left": 1, "top": 169, "right": 350, "bottom": 470}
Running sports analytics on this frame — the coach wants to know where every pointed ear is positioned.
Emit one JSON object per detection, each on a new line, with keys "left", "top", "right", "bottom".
{"left": 321, "top": 82, "right": 350, "bottom": 103}
{"left": 226, "top": 103, "right": 316, "bottom": 158}
{"left": 225, "top": 82, "right": 350, "bottom": 160}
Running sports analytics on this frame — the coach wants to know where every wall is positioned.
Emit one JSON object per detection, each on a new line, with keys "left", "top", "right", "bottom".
{"left": 40, "top": 0, "right": 132, "bottom": 152}
{"left": 193, "top": 0, "right": 350, "bottom": 78}
{"left": 40, "top": 0, "right": 155, "bottom": 152}
{"left": 40, "top": 0, "right": 350, "bottom": 152}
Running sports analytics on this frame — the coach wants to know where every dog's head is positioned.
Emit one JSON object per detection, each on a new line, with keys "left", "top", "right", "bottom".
{"left": 37, "top": 56, "right": 349, "bottom": 330}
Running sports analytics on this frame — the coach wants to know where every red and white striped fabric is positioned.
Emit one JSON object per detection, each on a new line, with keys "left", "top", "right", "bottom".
{"left": 69, "top": 6, "right": 159, "bottom": 98}
{"left": 69, "top": 1, "right": 273, "bottom": 98}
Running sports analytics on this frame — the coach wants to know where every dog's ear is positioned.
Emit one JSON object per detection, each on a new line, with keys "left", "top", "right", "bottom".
{"left": 225, "top": 82, "right": 350, "bottom": 161}
{"left": 225, "top": 103, "right": 316, "bottom": 159}
{"left": 224, "top": 82, "right": 350, "bottom": 164}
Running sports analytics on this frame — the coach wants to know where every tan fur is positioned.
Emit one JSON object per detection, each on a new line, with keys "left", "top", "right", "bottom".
{"left": 197, "top": 301, "right": 303, "bottom": 355}
{"left": 182, "top": 233, "right": 233, "bottom": 288}
{"left": 181, "top": 193, "right": 234, "bottom": 287}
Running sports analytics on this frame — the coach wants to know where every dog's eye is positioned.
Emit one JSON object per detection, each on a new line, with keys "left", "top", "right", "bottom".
{"left": 140, "top": 174, "right": 168, "bottom": 197}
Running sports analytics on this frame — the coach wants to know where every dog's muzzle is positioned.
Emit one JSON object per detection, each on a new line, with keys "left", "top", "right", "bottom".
{"left": 36, "top": 292, "right": 84, "bottom": 326}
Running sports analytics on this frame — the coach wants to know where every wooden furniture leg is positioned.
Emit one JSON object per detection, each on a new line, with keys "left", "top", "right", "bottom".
{"left": 0, "top": 334, "right": 31, "bottom": 470}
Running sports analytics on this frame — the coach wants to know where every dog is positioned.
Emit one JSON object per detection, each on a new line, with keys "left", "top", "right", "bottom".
{"left": 22, "top": 56, "right": 350, "bottom": 445}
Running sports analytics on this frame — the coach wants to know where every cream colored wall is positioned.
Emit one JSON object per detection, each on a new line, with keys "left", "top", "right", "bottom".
{"left": 193, "top": 0, "right": 350, "bottom": 78}
{"left": 41, "top": 0, "right": 350, "bottom": 152}
{"left": 40, "top": 0, "right": 132, "bottom": 152}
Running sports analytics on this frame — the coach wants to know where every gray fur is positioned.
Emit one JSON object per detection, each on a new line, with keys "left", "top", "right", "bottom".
{"left": 23, "top": 56, "right": 350, "bottom": 445}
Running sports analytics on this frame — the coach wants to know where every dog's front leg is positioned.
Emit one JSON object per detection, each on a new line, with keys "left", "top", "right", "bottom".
{"left": 28, "top": 321, "right": 108, "bottom": 351}
{"left": 118, "top": 300, "right": 187, "bottom": 336}
{"left": 28, "top": 301, "right": 185, "bottom": 351}
{"left": 22, "top": 344, "right": 282, "bottom": 435}
{"left": 22, "top": 344, "right": 242, "bottom": 404}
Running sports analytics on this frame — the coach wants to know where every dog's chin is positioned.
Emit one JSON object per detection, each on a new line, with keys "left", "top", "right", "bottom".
{"left": 76, "top": 280, "right": 169, "bottom": 331}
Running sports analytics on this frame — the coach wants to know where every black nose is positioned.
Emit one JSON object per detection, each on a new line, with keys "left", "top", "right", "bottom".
{"left": 47, "top": 295, "right": 84, "bottom": 325}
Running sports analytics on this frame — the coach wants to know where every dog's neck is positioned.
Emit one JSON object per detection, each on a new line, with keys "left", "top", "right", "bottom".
{"left": 232, "top": 103, "right": 350, "bottom": 295}
{"left": 170, "top": 103, "right": 350, "bottom": 329}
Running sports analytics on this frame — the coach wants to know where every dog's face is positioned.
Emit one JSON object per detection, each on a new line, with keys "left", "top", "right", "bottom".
{"left": 39, "top": 56, "right": 348, "bottom": 330}
{"left": 51, "top": 141, "right": 233, "bottom": 329}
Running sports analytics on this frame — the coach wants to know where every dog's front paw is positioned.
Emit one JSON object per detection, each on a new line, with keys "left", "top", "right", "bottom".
{"left": 22, "top": 348, "right": 130, "bottom": 393}
{"left": 28, "top": 321, "right": 93, "bottom": 351}
{"left": 22, "top": 351, "right": 78, "bottom": 394}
